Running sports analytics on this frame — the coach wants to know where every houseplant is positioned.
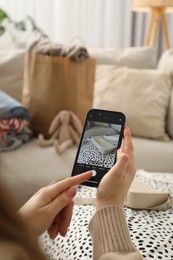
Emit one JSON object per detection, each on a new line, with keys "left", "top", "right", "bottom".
{"left": 0, "top": 8, "right": 46, "bottom": 48}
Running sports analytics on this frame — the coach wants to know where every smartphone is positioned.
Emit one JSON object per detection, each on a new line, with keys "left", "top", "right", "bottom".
{"left": 71, "top": 109, "right": 126, "bottom": 187}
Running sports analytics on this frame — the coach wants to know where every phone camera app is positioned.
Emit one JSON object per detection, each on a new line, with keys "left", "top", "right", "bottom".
{"left": 77, "top": 120, "right": 121, "bottom": 169}
{"left": 71, "top": 109, "right": 125, "bottom": 187}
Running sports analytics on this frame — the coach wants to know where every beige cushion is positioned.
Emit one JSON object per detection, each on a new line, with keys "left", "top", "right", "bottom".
{"left": 157, "top": 49, "right": 173, "bottom": 139}
{"left": 0, "top": 49, "right": 25, "bottom": 101}
{"left": 93, "top": 65, "right": 172, "bottom": 140}
{"left": 132, "top": 137, "right": 173, "bottom": 173}
{"left": 157, "top": 49, "right": 173, "bottom": 71}
{"left": 89, "top": 46, "right": 156, "bottom": 69}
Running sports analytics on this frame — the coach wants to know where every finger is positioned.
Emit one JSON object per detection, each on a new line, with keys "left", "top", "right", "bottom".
{"left": 124, "top": 127, "right": 133, "bottom": 149}
{"left": 58, "top": 202, "right": 73, "bottom": 237}
{"left": 47, "top": 187, "right": 75, "bottom": 240}
{"left": 46, "top": 185, "right": 76, "bottom": 235}
{"left": 47, "top": 171, "right": 92, "bottom": 200}
{"left": 47, "top": 200, "right": 74, "bottom": 239}
{"left": 47, "top": 213, "right": 61, "bottom": 240}
{"left": 122, "top": 127, "right": 134, "bottom": 156}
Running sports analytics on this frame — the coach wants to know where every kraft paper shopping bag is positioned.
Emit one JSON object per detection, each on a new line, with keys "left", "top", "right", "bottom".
{"left": 22, "top": 53, "right": 96, "bottom": 137}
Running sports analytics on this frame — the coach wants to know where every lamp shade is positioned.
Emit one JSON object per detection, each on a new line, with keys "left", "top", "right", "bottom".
{"left": 132, "top": 0, "right": 173, "bottom": 13}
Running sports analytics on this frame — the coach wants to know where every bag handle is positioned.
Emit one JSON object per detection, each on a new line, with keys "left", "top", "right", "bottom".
{"left": 74, "top": 196, "right": 173, "bottom": 210}
{"left": 147, "top": 196, "right": 173, "bottom": 210}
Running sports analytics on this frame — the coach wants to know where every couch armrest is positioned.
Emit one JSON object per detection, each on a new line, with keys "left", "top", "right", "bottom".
{"left": 167, "top": 84, "right": 173, "bottom": 139}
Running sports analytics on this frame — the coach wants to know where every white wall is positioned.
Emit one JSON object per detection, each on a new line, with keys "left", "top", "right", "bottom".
{"left": 0, "top": 0, "right": 173, "bottom": 56}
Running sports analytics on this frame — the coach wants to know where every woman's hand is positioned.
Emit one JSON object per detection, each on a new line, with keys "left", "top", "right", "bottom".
{"left": 18, "top": 171, "right": 92, "bottom": 239}
{"left": 96, "top": 127, "right": 135, "bottom": 210}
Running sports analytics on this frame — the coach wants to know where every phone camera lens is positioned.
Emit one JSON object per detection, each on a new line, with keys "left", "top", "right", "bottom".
{"left": 99, "top": 113, "right": 102, "bottom": 115}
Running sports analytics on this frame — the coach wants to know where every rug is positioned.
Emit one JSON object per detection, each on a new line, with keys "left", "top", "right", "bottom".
{"left": 41, "top": 169, "right": 173, "bottom": 260}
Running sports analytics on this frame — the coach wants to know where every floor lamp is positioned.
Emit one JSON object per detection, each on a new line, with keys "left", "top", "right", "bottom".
{"left": 132, "top": 0, "right": 173, "bottom": 49}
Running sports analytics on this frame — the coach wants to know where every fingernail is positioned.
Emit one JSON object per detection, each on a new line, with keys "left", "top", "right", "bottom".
{"left": 91, "top": 170, "right": 97, "bottom": 177}
{"left": 66, "top": 186, "right": 76, "bottom": 197}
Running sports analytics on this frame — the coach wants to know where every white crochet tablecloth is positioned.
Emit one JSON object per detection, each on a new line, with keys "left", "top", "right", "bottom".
{"left": 41, "top": 170, "right": 173, "bottom": 260}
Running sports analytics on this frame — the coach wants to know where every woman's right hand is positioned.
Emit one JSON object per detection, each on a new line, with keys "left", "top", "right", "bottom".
{"left": 96, "top": 127, "right": 135, "bottom": 210}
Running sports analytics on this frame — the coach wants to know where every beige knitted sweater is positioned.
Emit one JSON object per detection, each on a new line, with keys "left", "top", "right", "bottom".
{"left": 89, "top": 206, "right": 143, "bottom": 260}
{"left": 0, "top": 206, "right": 143, "bottom": 260}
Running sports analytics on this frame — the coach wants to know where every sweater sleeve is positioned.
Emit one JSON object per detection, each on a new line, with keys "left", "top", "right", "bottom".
{"left": 89, "top": 206, "right": 143, "bottom": 260}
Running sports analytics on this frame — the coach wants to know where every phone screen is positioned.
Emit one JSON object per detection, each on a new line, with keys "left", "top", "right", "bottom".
{"left": 71, "top": 109, "right": 126, "bottom": 187}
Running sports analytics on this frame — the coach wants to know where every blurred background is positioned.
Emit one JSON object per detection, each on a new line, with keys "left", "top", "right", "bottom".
{"left": 0, "top": 0, "right": 173, "bottom": 57}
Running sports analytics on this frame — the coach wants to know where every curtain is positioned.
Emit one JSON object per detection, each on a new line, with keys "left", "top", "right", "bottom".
{"left": 0, "top": 0, "right": 172, "bottom": 57}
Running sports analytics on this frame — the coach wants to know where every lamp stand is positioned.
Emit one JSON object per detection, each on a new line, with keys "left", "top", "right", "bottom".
{"left": 145, "top": 7, "right": 170, "bottom": 49}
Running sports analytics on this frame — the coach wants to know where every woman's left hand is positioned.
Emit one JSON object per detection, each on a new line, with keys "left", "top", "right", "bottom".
{"left": 18, "top": 171, "right": 92, "bottom": 240}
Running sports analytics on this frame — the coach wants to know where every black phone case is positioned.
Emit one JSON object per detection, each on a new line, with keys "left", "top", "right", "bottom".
{"left": 71, "top": 109, "right": 126, "bottom": 187}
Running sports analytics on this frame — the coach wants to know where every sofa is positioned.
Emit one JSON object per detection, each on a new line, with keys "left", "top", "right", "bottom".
{"left": 0, "top": 46, "right": 173, "bottom": 207}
